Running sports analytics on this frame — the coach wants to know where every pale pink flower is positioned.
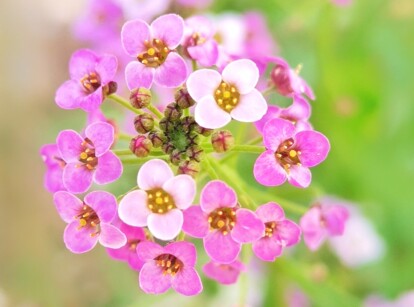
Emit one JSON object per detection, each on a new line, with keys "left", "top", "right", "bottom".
{"left": 202, "top": 260, "right": 245, "bottom": 285}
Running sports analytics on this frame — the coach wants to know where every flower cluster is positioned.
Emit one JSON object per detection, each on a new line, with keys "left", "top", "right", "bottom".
{"left": 41, "top": 0, "right": 351, "bottom": 297}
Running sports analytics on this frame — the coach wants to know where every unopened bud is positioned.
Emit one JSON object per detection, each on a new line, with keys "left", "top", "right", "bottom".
{"left": 104, "top": 81, "right": 118, "bottom": 96}
{"left": 164, "top": 102, "right": 182, "bottom": 121}
{"left": 170, "top": 149, "right": 185, "bottom": 165}
{"left": 178, "top": 160, "right": 200, "bottom": 178}
{"left": 186, "top": 146, "right": 204, "bottom": 162}
{"left": 270, "top": 64, "right": 293, "bottom": 97}
{"left": 148, "top": 131, "right": 165, "bottom": 148}
{"left": 130, "top": 87, "right": 152, "bottom": 109}
{"left": 159, "top": 118, "right": 175, "bottom": 132}
{"left": 181, "top": 116, "right": 196, "bottom": 133}
{"left": 129, "top": 136, "right": 152, "bottom": 157}
{"left": 175, "top": 87, "right": 195, "bottom": 109}
{"left": 134, "top": 113, "right": 154, "bottom": 134}
{"left": 194, "top": 124, "right": 213, "bottom": 137}
{"left": 211, "top": 130, "right": 234, "bottom": 153}
{"left": 162, "top": 142, "right": 174, "bottom": 154}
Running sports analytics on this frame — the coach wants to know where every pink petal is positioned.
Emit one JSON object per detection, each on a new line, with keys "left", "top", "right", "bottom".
{"left": 147, "top": 209, "right": 183, "bottom": 241}
{"left": 186, "top": 69, "right": 221, "bottom": 101}
{"left": 324, "top": 205, "right": 349, "bottom": 236}
{"left": 56, "top": 130, "right": 83, "bottom": 162}
{"left": 256, "top": 202, "right": 285, "bottom": 223}
{"left": 276, "top": 220, "right": 301, "bottom": 247}
{"left": 253, "top": 150, "right": 287, "bottom": 187}
{"left": 85, "top": 122, "right": 114, "bottom": 157}
{"left": 137, "top": 241, "right": 165, "bottom": 261}
{"left": 254, "top": 105, "right": 280, "bottom": 134}
{"left": 172, "top": 267, "right": 202, "bottom": 296}
{"left": 187, "top": 40, "right": 218, "bottom": 67}
{"left": 194, "top": 95, "right": 231, "bottom": 129}
{"left": 165, "top": 241, "right": 197, "bottom": 266}
{"left": 200, "top": 180, "right": 237, "bottom": 213}
{"left": 118, "top": 190, "right": 150, "bottom": 227}
{"left": 185, "top": 15, "right": 215, "bottom": 38}
{"left": 125, "top": 61, "right": 154, "bottom": 90}
{"left": 53, "top": 191, "right": 83, "bottom": 223}
{"left": 94, "top": 151, "right": 122, "bottom": 185}
{"left": 128, "top": 252, "right": 145, "bottom": 271}
{"left": 230, "top": 89, "right": 267, "bottom": 122}
{"left": 182, "top": 206, "right": 209, "bottom": 238}
{"left": 295, "top": 131, "right": 330, "bottom": 167}
{"left": 204, "top": 231, "right": 241, "bottom": 264}
{"left": 281, "top": 95, "right": 311, "bottom": 121}
{"left": 252, "top": 237, "right": 282, "bottom": 261}
{"left": 55, "top": 80, "right": 84, "bottom": 110}
{"left": 121, "top": 19, "right": 151, "bottom": 56}
{"left": 63, "top": 163, "right": 93, "bottom": 194}
{"left": 69, "top": 49, "right": 98, "bottom": 80}
{"left": 106, "top": 245, "right": 129, "bottom": 262}
{"left": 151, "top": 14, "right": 184, "bottom": 49}
{"left": 287, "top": 165, "right": 312, "bottom": 188}
{"left": 153, "top": 52, "right": 188, "bottom": 88}
{"left": 222, "top": 59, "right": 259, "bottom": 94}
{"left": 84, "top": 191, "right": 117, "bottom": 223}
{"left": 303, "top": 229, "right": 326, "bottom": 251}
{"left": 44, "top": 165, "right": 65, "bottom": 193}
{"left": 79, "top": 90, "right": 103, "bottom": 112}
{"left": 232, "top": 208, "right": 264, "bottom": 243}
{"left": 137, "top": 159, "right": 174, "bottom": 190}
{"left": 139, "top": 261, "right": 171, "bottom": 294}
{"left": 96, "top": 54, "right": 117, "bottom": 84}
{"left": 99, "top": 224, "right": 127, "bottom": 248}
{"left": 300, "top": 207, "right": 326, "bottom": 251}
{"left": 163, "top": 175, "right": 195, "bottom": 210}
{"left": 63, "top": 221, "right": 98, "bottom": 253}
{"left": 262, "top": 118, "right": 296, "bottom": 152}
{"left": 202, "top": 260, "right": 244, "bottom": 285}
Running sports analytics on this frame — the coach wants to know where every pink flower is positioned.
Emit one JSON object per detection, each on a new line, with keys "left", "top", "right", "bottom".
{"left": 137, "top": 241, "right": 202, "bottom": 296}
{"left": 118, "top": 159, "right": 195, "bottom": 241}
{"left": 252, "top": 203, "right": 301, "bottom": 261}
{"left": 182, "top": 180, "right": 264, "bottom": 263}
{"left": 40, "top": 144, "right": 66, "bottom": 193}
{"left": 202, "top": 260, "right": 245, "bottom": 285}
{"left": 253, "top": 118, "right": 330, "bottom": 188}
{"left": 106, "top": 216, "right": 147, "bottom": 271}
{"left": 55, "top": 49, "right": 117, "bottom": 112}
{"left": 53, "top": 191, "right": 126, "bottom": 253}
{"left": 183, "top": 16, "right": 218, "bottom": 67}
{"left": 56, "top": 122, "right": 122, "bottom": 194}
{"left": 268, "top": 57, "right": 315, "bottom": 100}
{"left": 121, "top": 14, "right": 188, "bottom": 89}
{"left": 255, "top": 95, "right": 312, "bottom": 134}
{"left": 300, "top": 202, "right": 349, "bottom": 251}
{"left": 187, "top": 59, "right": 267, "bottom": 129}
{"left": 119, "top": 0, "right": 170, "bottom": 22}
{"left": 176, "top": 0, "right": 212, "bottom": 9}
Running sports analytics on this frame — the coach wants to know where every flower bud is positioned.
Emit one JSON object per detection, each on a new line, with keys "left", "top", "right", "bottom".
{"left": 175, "top": 87, "right": 195, "bottom": 109}
{"left": 270, "top": 64, "right": 293, "bottom": 97}
{"left": 159, "top": 118, "right": 175, "bottom": 132}
{"left": 186, "top": 146, "right": 204, "bottom": 162}
{"left": 162, "top": 142, "right": 174, "bottom": 154}
{"left": 103, "top": 81, "right": 118, "bottom": 96}
{"left": 178, "top": 160, "right": 200, "bottom": 178}
{"left": 211, "top": 130, "right": 234, "bottom": 153}
{"left": 170, "top": 149, "right": 186, "bottom": 165}
{"left": 181, "top": 116, "right": 196, "bottom": 133}
{"left": 164, "top": 102, "right": 182, "bottom": 121}
{"left": 148, "top": 131, "right": 165, "bottom": 148}
{"left": 130, "top": 87, "right": 152, "bottom": 109}
{"left": 129, "top": 136, "right": 152, "bottom": 157}
{"left": 193, "top": 124, "right": 213, "bottom": 137}
{"left": 134, "top": 113, "right": 154, "bottom": 134}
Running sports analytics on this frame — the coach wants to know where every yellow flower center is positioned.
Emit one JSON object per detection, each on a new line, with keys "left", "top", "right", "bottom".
{"left": 80, "top": 72, "right": 101, "bottom": 94}
{"left": 76, "top": 204, "right": 100, "bottom": 237}
{"left": 208, "top": 207, "right": 237, "bottom": 235}
{"left": 214, "top": 81, "right": 240, "bottom": 112}
{"left": 147, "top": 188, "right": 176, "bottom": 214}
{"left": 155, "top": 254, "right": 183, "bottom": 276}
{"left": 79, "top": 138, "right": 98, "bottom": 170}
{"left": 275, "top": 138, "right": 301, "bottom": 173}
{"left": 137, "top": 39, "right": 170, "bottom": 68}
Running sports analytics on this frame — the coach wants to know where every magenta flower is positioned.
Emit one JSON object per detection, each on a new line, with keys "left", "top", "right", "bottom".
{"left": 254, "top": 118, "right": 330, "bottom": 188}
{"left": 255, "top": 95, "right": 312, "bottom": 134}
{"left": 183, "top": 16, "right": 218, "bottom": 67}
{"left": 137, "top": 241, "right": 202, "bottom": 296}
{"left": 300, "top": 202, "right": 349, "bottom": 251}
{"left": 106, "top": 216, "right": 147, "bottom": 270}
{"left": 55, "top": 49, "right": 117, "bottom": 112}
{"left": 182, "top": 180, "right": 264, "bottom": 263}
{"left": 56, "top": 122, "right": 122, "bottom": 194}
{"left": 118, "top": 159, "right": 195, "bottom": 241}
{"left": 40, "top": 144, "right": 66, "bottom": 193}
{"left": 252, "top": 203, "right": 301, "bottom": 261}
{"left": 268, "top": 57, "right": 315, "bottom": 100}
{"left": 202, "top": 260, "right": 245, "bottom": 285}
{"left": 121, "top": 14, "right": 188, "bottom": 89}
{"left": 187, "top": 59, "right": 267, "bottom": 129}
{"left": 53, "top": 191, "right": 126, "bottom": 253}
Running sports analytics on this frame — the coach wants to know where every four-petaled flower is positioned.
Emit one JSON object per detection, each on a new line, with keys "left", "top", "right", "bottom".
{"left": 118, "top": 159, "right": 196, "bottom": 241}
{"left": 53, "top": 191, "right": 126, "bottom": 253}
{"left": 254, "top": 118, "right": 330, "bottom": 188}
{"left": 40, "top": 144, "right": 66, "bottom": 193}
{"left": 202, "top": 260, "right": 245, "bottom": 285}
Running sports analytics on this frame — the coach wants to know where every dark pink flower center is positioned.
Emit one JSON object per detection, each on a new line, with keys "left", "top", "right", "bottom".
{"left": 128, "top": 239, "right": 141, "bottom": 251}
{"left": 138, "top": 39, "right": 170, "bottom": 68}
{"left": 275, "top": 138, "right": 301, "bottom": 173}
{"left": 264, "top": 221, "right": 277, "bottom": 237}
{"left": 208, "top": 207, "right": 237, "bottom": 235}
{"left": 80, "top": 72, "right": 101, "bottom": 94}
{"left": 186, "top": 32, "right": 207, "bottom": 47}
{"left": 79, "top": 138, "right": 98, "bottom": 171}
{"left": 214, "top": 81, "right": 240, "bottom": 112}
{"left": 154, "top": 253, "right": 183, "bottom": 276}
{"left": 53, "top": 156, "right": 66, "bottom": 168}
{"left": 76, "top": 203, "right": 100, "bottom": 236}
{"left": 146, "top": 188, "right": 176, "bottom": 214}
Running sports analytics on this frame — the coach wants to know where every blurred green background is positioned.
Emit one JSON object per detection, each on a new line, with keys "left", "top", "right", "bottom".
{"left": 1, "top": 0, "right": 414, "bottom": 306}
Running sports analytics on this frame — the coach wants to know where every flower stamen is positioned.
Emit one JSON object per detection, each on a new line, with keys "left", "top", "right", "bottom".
{"left": 138, "top": 39, "right": 170, "bottom": 68}
{"left": 214, "top": 81, "right": 240, "bottom": 112}
{"left": 147, "top": 188, "right": 176, "bottom": 214}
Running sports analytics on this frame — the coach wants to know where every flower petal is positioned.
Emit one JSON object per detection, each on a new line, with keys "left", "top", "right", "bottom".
{"left": 300, "top": 207, "right": 326, "bottom": 251}
{"left": 204, "top": 231, "right": 241, "bottom": 264}
{"left": 182, "top": 206, "right": 209, "bottom": 238}
{"left": 137, "top": 159, "right": 174, "bottom": 190}
{"left": 151, "top": 14, "right": 184, "bottom": 49}
{"left": 187, "top": 40, "right": 218, "bottom": 67}
{"left": 84, "top": 191, "right": 117, "bottom": 223}
{"left": 262, "top": 118, "right": 296, "bottom": 152}
{"left": 56, "top": 130, "right": 83, "bottom": 162}
{"left": 232, "top": 208, "right": 264, "bottom": 243}
{"left": 165, "top": 241, "right": 197, "bottom": 267}
{"left": 252, "top": 237, "right": 282, "bottom": 261}
{"left": 139, "top": 261, "right": 171, "bottom": 294}
{"left": 99, "top": 224, "right": 127, "bottom": 248}
{"left": 202, "top": 260, "right": 244, "bottom": 285}
{"left": 222, "top": 59, "right": 259, "bottom": 94}
{"left": 69, "top": 49, "right": 98, "bottom": 80}
{"left": 194, "top": 95, "right": 231, "bottom": 129}
{"left": 287, "top": 165, "right": 312, "bottom": 188}
{"left": 44, "top": 165, "right": 65, "bottom": 193}
{"left": 147, "top": 209, "right": 183, "bottom": 241}
{"left": 281, "top": 95, "right": 311, "bottom": 121}
{"left": 276, "top": 219, "right": 301, "bottom": 247}
{"left": 118, "top": 190, "right": 150, "bottom": 227}
{"left": 63, "top": 163, "right": 93, "bottom": 194}
{"left": 85, "top": 122, "right": 114, "bottom": 157}
{"left": 63, "top": 221, "right": 98, "bottom": 253}
{"left": 125, "top": 61, "right": 154, "bottom": 90}
{"left": 53, "top": 191, "right": 83, "bottom": 223}
{"left": 137, "top": 241, "right": 165, "bottom": 261}
{"left": 254, "top": 105, "right": 280, "bottom": 134}
{"left": 256, "top": 202, "right": 285, "bottom": 223}
{"left": 96, "top": 54, "right": 117, "bottom": 84}
{"left": 163, "top": 175, "right": 195, "bottom": 210}
{"left": 172, "top": 267, "right": 202, "bottom": 296}
{"left": 186, "top": 69, "right": 221, "bottom": 101}
{"left": 200, "top": 180, "right": 237, "bottom": 212}
{"left": 253, "top": 150, "right": 287, "bottom": 187}
{"left": 55, "top": 80, "right": 84, "bottom": 110}
{"left": 121, "top": 19, "right": 151, "bottom": 56}
{"left": 78, "top": 90, "right": 103, "bottom": 112}
{"left": 295, "top": 130, "right": 330, "bottom": 167}
{"left": 153, "top": 52, "right": 188, "bottom": 88}
{"left": 230, "top": 89, "right": 267, "bottom": 122}
{"left": 94, "top": 151, "right": 122, "bottom": 185}
{"left": 324, "top": 205, "right": 349, "bottom": 236}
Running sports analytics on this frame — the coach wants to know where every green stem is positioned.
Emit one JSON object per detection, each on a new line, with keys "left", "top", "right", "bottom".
{"left": 120, "top": 155, "right": 169, "bottom": 165}
{"left": 118, "top": 133, "right": 134, "bottom": 142}
{"left": 191, "top": 60, "right": 197, "bottom": 72}
{"left": 201, "top": 158, "right": 219, "bottom": 180}
{"left": 146, "top": 104, "right": 164, "bottom": 119}
{"left": 108, "top": 94, "right": 143, "bottom": 114}
{"left": 202, "top": 144, "right": 265, "bottom": 154}
{"left": 113, "top": 149, "right": 132, "bottom": 156}
{"left": 262, "top": 85, "right": 275, "bottom": 96}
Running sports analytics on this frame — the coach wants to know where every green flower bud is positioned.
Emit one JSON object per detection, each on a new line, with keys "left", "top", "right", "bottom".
{"left": 129, "top": 136, "right": 152, "bottom": 157}
{"left": 177, "top": 160, "right": 200, "bottom": 178}
{"left": 211, "top": 130, "right": 235, "bottom": 153}
{"left": 175, "top": 87, "right": 195, "bottom": 109}
{"left": 164, "top": 102, "right": 182, "bottom": 121}
{"left": 130, "top": 87, "right": 151, "bottom": 109}
{"left": 134, "top": 113, "right": 154, "bottom": 134}
{"left": 148, "top": 131, "right": 165, "bottom": 148}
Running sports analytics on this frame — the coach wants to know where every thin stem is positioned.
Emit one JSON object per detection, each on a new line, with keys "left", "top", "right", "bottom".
{"left": 108, "top": 94, "right": 143, "bottom": 114}
{"left": 113, "top": 149, "right": 132, "bottom": 156}
{"left": 120, "top": 155, "right": 169, "bottom": 165}
{"left": 191, "top": 60, "right": 197, "bottom": 72}
{"left": 201, "top": 158, "right": 219, "bottom": 180}
{"left": 202, "top": 144, "right": 264, "bottom": 154}
{"left": 146, "top": 104, "right": 163, "bottom": 119}
{"left": 262, "top": 85, "right": 275, "bottom": 96}
{"left": 118, "top": 132, "right": 134, "bottom": 142}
